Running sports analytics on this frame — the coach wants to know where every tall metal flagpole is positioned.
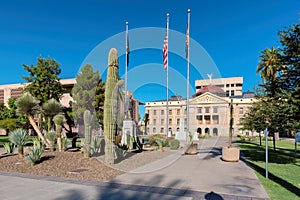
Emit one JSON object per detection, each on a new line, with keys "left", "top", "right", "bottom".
{"left": 125, "top": 21, "right": 129, "bottom": 119}
{"left": 186, "top": 9, "right": 191, "bottom": 143}
{"left": 166, "top": 13, "right": 169, "bottom": 137}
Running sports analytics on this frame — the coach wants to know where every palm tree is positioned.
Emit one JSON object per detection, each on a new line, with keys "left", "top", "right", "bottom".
{"left": 42, "top": 98, "right": 62, "bottom": 132}
{"left": 257, "top": 47, "right": 282, "bottom": 82}
{"left": 15, "top": 93, "right": 49, "bottom": 146}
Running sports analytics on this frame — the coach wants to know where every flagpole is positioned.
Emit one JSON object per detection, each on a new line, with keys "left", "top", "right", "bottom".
{"left": 125, "top": 21, "right": 129, "bottom": 119}
{"left": 186, "top": 9, "right": 190, "bottom": 143}
{"left": 166, "top": 13, "right": 169, "bottom": 137}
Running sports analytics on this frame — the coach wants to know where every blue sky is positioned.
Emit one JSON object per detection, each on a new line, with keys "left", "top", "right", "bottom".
{"left": 1, "top": 0, "right": 300, "bottom": 108}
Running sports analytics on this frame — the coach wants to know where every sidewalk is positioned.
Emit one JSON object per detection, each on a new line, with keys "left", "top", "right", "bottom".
{"left": 0, "top": 137, "right": 270, "bottom": 200}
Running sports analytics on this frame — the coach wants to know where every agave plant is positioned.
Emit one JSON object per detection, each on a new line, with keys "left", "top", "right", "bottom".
{"left": 3, "top": 142, "right": 15, "bottom": 154}
{"left": 25, "top": 145, "right": 44, "bottom": 166}
{"left": 9, "top": 129, "right": 29, "bottom": 157}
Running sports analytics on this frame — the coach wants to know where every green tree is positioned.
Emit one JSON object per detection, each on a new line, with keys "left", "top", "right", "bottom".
{"left": 22, "top": 57, "right": 64, "bottom": 105}
{"left": 71, "top": 64, "right": 101, "bottom": 126}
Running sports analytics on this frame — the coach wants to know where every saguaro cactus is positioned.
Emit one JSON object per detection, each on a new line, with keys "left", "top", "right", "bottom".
{"left": 104, "top": 48, "right": 119, "bottom": 164}
{"left": 84, "top": 110, "right": 92, "bottom": 157}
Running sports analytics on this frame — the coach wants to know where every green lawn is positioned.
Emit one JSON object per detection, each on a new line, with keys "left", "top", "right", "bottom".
{"left": 237, "top": 138, "right": 300, "bottom": 200}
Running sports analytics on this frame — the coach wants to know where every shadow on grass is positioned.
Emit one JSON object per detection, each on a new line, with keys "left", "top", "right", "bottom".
{"left": 237, "top": 141, "right": 298, "bottom": 164}
{"left": 242, "top": 159, "right": 300, "bottom": 197}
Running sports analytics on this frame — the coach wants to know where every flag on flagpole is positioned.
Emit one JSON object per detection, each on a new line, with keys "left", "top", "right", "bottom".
{"left": 126, "top": 25, "right": 130, "bottom": 66}
{"left": 162, "top": 29, "right": 168, "bottom": 70}
{"left": 185, "top": 21, "right": 190, "bottom": 58}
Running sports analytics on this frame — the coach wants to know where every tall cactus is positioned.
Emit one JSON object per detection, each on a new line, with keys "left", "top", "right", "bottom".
{"left": 84, "top": 110, "right": 92, "bottom": 157}
{"left": 104, "top": 48, "right": 119, "bottom": 164}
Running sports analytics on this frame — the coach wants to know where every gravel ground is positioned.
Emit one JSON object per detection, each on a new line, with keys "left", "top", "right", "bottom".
{"left": 0, "top": 147, "right": 178, "bottom": 181}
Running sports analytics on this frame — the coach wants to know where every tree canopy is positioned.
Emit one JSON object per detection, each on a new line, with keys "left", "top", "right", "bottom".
{"left": 22, "top": 57, "right": 64, "bottom": 105}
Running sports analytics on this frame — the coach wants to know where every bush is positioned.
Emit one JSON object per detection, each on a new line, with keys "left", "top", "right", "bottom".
{"left": 170, "top": 139, "right": 180, "bottom": 150}
{"left": 3, "top": 142, "right": 15, "bottom": 154}
{"left": 25, "top": 145, "right": 44, "bottom": 166}
{"left": 155, "top": 138, "right": 168, "bottom": 147}
{"left": 149, "top": 134, "right": 166, "bottom": 146}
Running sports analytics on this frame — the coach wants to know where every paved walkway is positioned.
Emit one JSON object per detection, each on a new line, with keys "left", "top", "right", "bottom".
{"left": 0, "top": 137, "right": 269, "bottom": 200}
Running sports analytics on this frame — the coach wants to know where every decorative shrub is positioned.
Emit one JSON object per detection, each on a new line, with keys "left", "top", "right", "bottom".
{"left": 25, "top": 145, "right": 44, "bottom": 166}
{"left": 155, "top": 138, "right": 168, "bottom": 147}
{"left": 149, "top": 134, "right": 166, "bottom": 146}
{"left": 9, "top": 129, "right": 29, "bottom": 157}
{"left": 170, "top": 139, "right": 180, "bottom": 150}
{"left": 3, "top": 142, "right": 15, "bottom": 154}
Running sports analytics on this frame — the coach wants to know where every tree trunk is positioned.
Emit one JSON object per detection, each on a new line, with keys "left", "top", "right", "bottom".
{"left": 272, "top": 133, "right": 276, "bottom": 152}
{"left": 28, "top": 115, "right": 49, "bottom": 146}
{"left": 18, "top": 145, "right": 24, "bottom": 158}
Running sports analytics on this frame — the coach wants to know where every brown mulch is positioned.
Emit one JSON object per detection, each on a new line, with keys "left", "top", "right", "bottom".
{"left": 0, "top": 148, "right": 177, "bottom": 182}
{"left": 0, "top": 150, "right": 123, "bottom": 181}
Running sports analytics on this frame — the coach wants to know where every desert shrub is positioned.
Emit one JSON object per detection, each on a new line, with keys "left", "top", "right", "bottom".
{"left": 90, "top": 136, "right": 102, "bottom": 156}
{"left": 25, "top": 145, "right": 44, "bottom": 166}
{"left": 3, "top": 142, "right": 15, "bottom": 154}
{"left": 155, "top": 138, "right": 168, "bottom": 147}
{"left": 45, "top": 131, "right": 57, "bottom": 151}
{"left": 170, "top": 139, "right": 180, "bottom": 150}
{"left": 149, "top": 134, "right": 166, "bottom": 146}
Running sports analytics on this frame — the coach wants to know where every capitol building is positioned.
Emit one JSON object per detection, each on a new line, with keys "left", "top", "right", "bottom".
{"left": 144, "top": 77, "right": 255, "bottom": 137}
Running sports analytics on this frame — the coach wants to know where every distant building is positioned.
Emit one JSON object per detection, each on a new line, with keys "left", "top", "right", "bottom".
{"left": 0, "top": 78, "right": 141, "bottom": 133}
{"left": 145, "top": 76, "right": 255, "bottom": 137}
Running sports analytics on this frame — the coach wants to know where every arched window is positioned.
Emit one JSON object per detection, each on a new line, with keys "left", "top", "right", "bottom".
{"left": 205, "top": 128, "right": 210, "bottom": 136}
{"left": 213, "top": 128, "right": 218, "bottom": 136}
{"left": 153, "top": 127, "right": 156, "bottom": 133}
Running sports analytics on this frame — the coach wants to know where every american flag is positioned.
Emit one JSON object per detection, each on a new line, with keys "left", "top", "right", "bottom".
{"left": 162, "top": 30, "right": 168, "bottom": 70}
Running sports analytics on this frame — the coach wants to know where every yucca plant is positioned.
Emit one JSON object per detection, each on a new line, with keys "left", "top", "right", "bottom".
{"left": 25, "top": 145, "right": 44, "bottom": 166}
{"left": 9, "top": 129, "right": 29, "bottom": 157}
{"left": 3, "top": 142, "right": 15, "bottom": 154}
{"left": 45, "top": 131, "right": 56, "bottom": 151}
{"left": 53, "top": 114, "right": 66, "bottom": 152}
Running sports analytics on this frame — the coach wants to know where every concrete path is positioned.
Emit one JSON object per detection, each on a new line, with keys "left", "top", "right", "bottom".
{"left": 0, "top": 137, "right": 270, "bottom": 200}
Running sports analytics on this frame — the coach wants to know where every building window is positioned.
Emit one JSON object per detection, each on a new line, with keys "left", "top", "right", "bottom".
{"left": 184, "top": 118, "right": 187, "bottom": 126}
{"left": 153, "top": 119, "right": 156, "bottom": 125}
{"left": 177, "top": 109, "right": 180, "bottom": 115}
{"left": 197, "top": 107, "right": 202, "bottom": 113}
{"left": 153, "top": 127, "right": 156, "bottom": 133}
{"left": 161, "top": 110, "right": 164, "bottom": 115}
{"left": 160, "top": 127, "right": 164, "bottom": 133}
{"left": 161, "top": 119, "right": 164, "bottom": 125}
{"left": 204, "top": 115, "right": 211, "bottom": 124}
{"left": 196, "top": 115, "right": 203, "bottom": 124}
{"left": 184, "top": 108, "right": 187, "bottom": 115}
{"left": 153, "top": 110, "right": 157, "bottom": 115}
{"left": 213, "top": 107, "right": 218, "bottom": 113}
{"left": 205, "top": 107, "right": 210, "bottom": 113}
{"left": 226, "top": 84, "right": 229, "bottom": 87}
{"left": 176, "top": 118, "right": 180, "bottom": 126}
{"left": 212, "top": 115, "right": 219, "bottom": 124}
{"left": 169, "top": 109, "right": 172, "bottom": 115}
{"left": 231, "top": 90, "right": 235, "bottom": 96}
{"left": 236, "top": 83, "right": 242, "bottom": 87}
{"left": 239, "top": 107, "right": 243, "bottom": 114}
{"left": 231, "top": 84, "right": 234, "bottom": 87}
{"left": 226, "top": 90, "right": 229, "bottom": 97}
{"left": 239, "top": 118, "right": 244, "bottom": 123}
{"left": 169, "top": 118, "right": 172, "bottom": 125}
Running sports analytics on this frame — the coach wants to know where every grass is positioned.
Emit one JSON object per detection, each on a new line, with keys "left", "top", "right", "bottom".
{"left": 236, "top": 138, "right": 300, "bottom": 200}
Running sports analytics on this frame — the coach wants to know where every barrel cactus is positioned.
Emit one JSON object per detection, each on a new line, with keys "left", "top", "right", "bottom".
{"left": 104, "top": 48, "right": 119, "bottom": 164}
